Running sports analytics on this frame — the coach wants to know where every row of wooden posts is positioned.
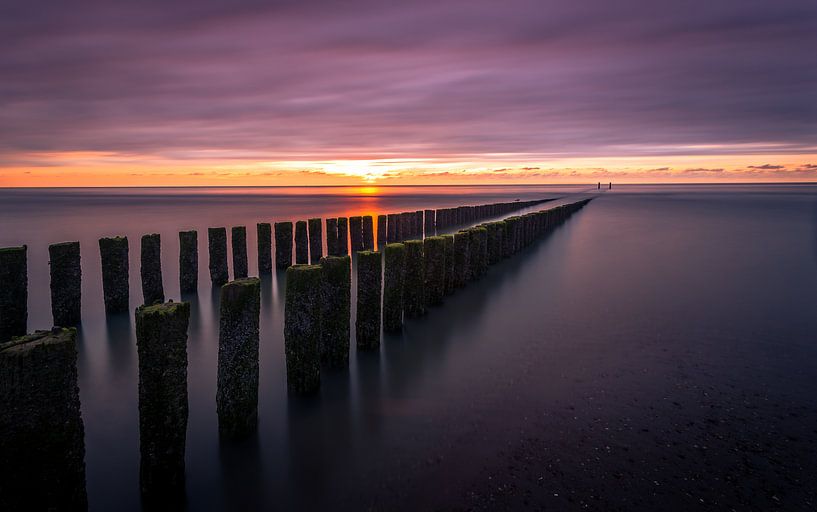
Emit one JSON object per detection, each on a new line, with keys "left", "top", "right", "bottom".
{"left": 0, "top": 197, "right": 592, "bottom": 509}
{"left": 0, "top": 199, "right": 549, "bottom": 342}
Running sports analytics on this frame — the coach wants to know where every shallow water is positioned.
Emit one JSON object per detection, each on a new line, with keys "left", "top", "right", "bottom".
{"left": 1, "top": 184, "right": 815, "bottom": 510}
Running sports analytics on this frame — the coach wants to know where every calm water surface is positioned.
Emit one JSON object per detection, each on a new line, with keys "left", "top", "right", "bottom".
{"left": 1, "top": 184, "right": 815, "bottom": 510}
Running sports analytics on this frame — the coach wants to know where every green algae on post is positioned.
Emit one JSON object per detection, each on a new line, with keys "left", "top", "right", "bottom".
{"left": 0, "top": 327, "right": 87, "bottom": 511}
{"left": 423, "top": 236, "right": 446, "bottom": 306}
{"left": 49, "top": 241, "right": 81, "bottom": 326}
{"left": 274, "top": 221, "right": 293, "bottom": 269}
{"left": 319, "top": 255, "right": 351, "bottom": 366}
{"left": 217, "top": 278, "right": 260, "bottom": 439}
{"left": 208, "top": 227, "right": 229, "bottom": 285}
{"left": 403, "top": 239, "right": 425, "bottom": 318}
{"left": 99, "top": 237, "right": 128, "bottom": 313}
{"left": 179, "top": 230, "right": 198, "bottom": 293}
{"left": 295, "top": 220, "right": 309, "bottom": 264}
{"left": 308, "top": 218, "right": 323, "bottom": 263}
{"left": 135, "top": 302, "right": 189, "bottom": 507}
{"left": 257, "top": 223, "right": 272, "bottom": 274}
{"left": 356, "top": 251, "right": 382, "bottom": 350}
{"left": 140, "top": 234, "right": 164, "bottom": 305}
{"left": 383, "top": 243, "right": 405, "bottom": 332}
{"left": 284, "top": 265, "right": 323, "bottom": 393}
{"left": 231, "top": 226, "right": 248, "bottom": 279}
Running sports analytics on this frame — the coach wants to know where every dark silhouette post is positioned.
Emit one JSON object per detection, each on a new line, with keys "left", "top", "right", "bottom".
{"left": 383, "top": 243, "right": 405, "bottom": 332}
{"left": 295, "top": 220, "right": 309, "bottom": 264}
{"left": 403, "top": 240, "right": 425, "bottom": 318}
{"left": 377, "top": 215, "right": 387, "bottom": 247}
{"left": 179, "top": 230, "right": 198, "bottom": 293}
{"left": 231, "top": 226, "right": 248, "bottom": 279}
{"left": 257, "top": 223, "right": 272, "bottom": 275}
{"left": 362, "top": 215, "right": 374, "bottom": 250}
{"left": 337, "top": 217, "right": 349, "bottom": 256}
{"left": 99, "top": 237, "right": 128, "bottom": 313}
{"left": 326, "top": 218, "right": 339, "bottom": 256}
{"left": 208, "top": 227, "right": 229, "bottom": 285}
{"left": 49, "top": 241, "right": 81, "bottom": 326}
{"left": 349, "top": 216, "right": 364, "bottom": 252}
{"left": 308, "top": 218, "right": 323, "bottom": 263}
{"left": 140, "top": 234, "right": 164, "bottom": 305}
{"left": 274, "top": 222, "right": 293, "bottom": 269}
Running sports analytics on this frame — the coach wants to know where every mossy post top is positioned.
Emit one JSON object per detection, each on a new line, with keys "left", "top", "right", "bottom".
{"left": 356, "top": 250, "right": 380, "bottom": 260}
{"left": 49, "top": 241, "right": 79, "bottom": 250}
{"left": 404, "top": 239, "right": 423, "bottom": 250}
{"left": 320, "top": 255, "right": 351, "bottom": 271}
{"left": 136, "top": 300, "right": 190, "bottom": 319}
{"left": 384, "top": 242, "right": 405, "bottom": 255}
{"left": 0, "top": 245, "right": 27, "bottom": 255}
{"left": 0, "top": 327, "right": 76, "bottom": 355}
{"left": 285, "top": 264, "right": 323, "bottom": 284}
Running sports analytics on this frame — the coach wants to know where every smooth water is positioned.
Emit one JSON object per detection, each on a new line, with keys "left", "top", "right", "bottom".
{"left": 1, "top": 184, "right": 815, "bottom": 510}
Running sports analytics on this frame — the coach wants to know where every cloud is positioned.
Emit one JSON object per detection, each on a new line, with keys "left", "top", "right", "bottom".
{"left": 748, "top": 164, "right": 784, "bottom": 169}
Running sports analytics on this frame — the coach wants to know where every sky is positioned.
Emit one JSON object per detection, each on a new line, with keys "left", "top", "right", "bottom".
{"left": 1, "top": 0, "right": 816, "bottom": 186}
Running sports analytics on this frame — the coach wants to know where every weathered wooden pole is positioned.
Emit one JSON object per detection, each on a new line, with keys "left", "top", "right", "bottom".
{"left": 140, "top": 234, "right": 164, "bottom": 305}
{"left": 284, "top": 265, "right": 322, "bottom": 393}
{"left": 414, "top": 211, "right": 423, "bottom": 238}
{"left": 337, "top": 217, "right": 349, "bottom": 256}
{"left": 362, "top": 215, "right": 374, "bottom": 250}
{"left": 349, "top": 216, "right": 364, "bottom": 252}
{"left": 308, "top": 218, "right": 323, "bottom": 264}
{"left": 99, "top": 237, "right": 128, "bottom": 313}
{"left": 208, "top": 227, "right": 229, "bottom": 285}
{"left": 274, "top": 221, "right": 293, "bottom": 269}
{"left": 0, "top": 327, "right": 87, "bottom": 510}
{"left": 49, "top": 241, "right": 81, "bottom": 326}
{"left": 257, "top": 223, "right": 272, "bottom": 275}
{"left": 452, "top": 231, "right": 469, "bottom": 289}
{"left": 387, "top": 213, "right": 398, "bottom": 243}
{"left": 136, "top": 302, "right": 189, "bottom": 506}
{"left": 383, "top": 243, "right": 405, "bottom": 332}
{"left": 217, "top": 278, "right": 260, "bottom": 439}
{"left": 319, "top": 255, "right": 350, "bottom": 366}
{"left": 232, "top": 226, "right": 248, "bottom": 279}
{"left": 179, "top": 230, "right": 198, "bottom": 293}
{"left": 423, "top": 236, "right": 446, "bottom": 306}
{"left": 376, "top": 215, "right": 387, "bottom": 246}
{"left": 295, "top": 220, "right": 309, "bottom": 264}
{"left": 403, "top": 240, "right": 425, "bottom": 318}
{"left": 442, "top": 234, "right": 455, "bottom": 296}
{"left": 326, "top": 218, "right": 339, "bottom": 256}
{"left": 424, "top": 209, "right": 435, "bottom": 236}
{"left": 356, "top": 251, "right": 382, "bottom": 350}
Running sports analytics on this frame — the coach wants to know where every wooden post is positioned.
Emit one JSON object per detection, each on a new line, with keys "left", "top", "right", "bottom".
{"left": 383, "top": 243, "right": 405, "bottom": 332}
{"left": 403, "top": 240, "right": 425, "bottom": 318}
{"left": 356, "top": 251, "right": 382, "bottom": 350}
{"left": 179, "top": 231, "right": 198, "bottom": 293}
{"left": 284, "top": 265, "right": 322, "bottom": 393}
{"left": 99, "top": 237, "right": 128, "bottom": 313}
{"left": 295, "top": 220, "right": 309, "bottom": 264}
{"left": 442, "top": 234, "right": 455, "bottom": 296}
{"left": 452, "top": 231, "right": 469, "bottom": 289}
{"left": 319, "top": 255, "right": 350, "bottom": 366}
{"left": 257, "top": 223, "right": 272, "bottom": 275}
{"left": 231, "top": 226, "right": 248, "bottom": 279}
{"left": 136, "top": 302, "right": 189, "bottom": 506}
{"left": 308, "top": 218, "right": 323, "bottom": 264}
{"left": 274, "top": 221, "right": 293, "bottom": 269}
{"left": 208, "top": 227, "right": 229, "bottom": 285}
{"left": 140, "top": 234, "right": 164, "bottom": 305}
{"left": 217, "top": 278, "right": 260, "bottom": 439}
{"left": 49, "top": 241, "right": 81, "bottom": 326}
{"left": 376, "top": 215, "right": 387, "bottom": 247}
{"left": 337, "top": 217, "right": 349, "bottom": 256}
{"left": 423, "top": 236, "right": 446, "bottom": 306}
{"left": 326, "top": 218, "right": 339, "bottom": 256}
{"left": 349, "top": 216, "right": 364, "bottom": 252}
{"left": 362, "top": 215, "right": 374, "bottom": 250}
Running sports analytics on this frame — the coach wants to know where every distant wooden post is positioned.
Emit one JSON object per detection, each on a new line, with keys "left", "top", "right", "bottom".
{"left": 349, "top": 216, "right": 364, "bottom": 252}
{"left": 257, "top": 223, "right": 272, "bottom": 275}
{"left": 217, "top": 278, "right": 260, "bottom": 439}
{"left": 308, "top": 218, "right": 323, "bottom": 264}
{"left": 179, "top": 230, "right": 198, "bottom": 293}
{"left": 356, "top": 251, "right": 382, "bottom": 350}
{"left": 208, "top": 227, "right": 229, "bottom": 285}
{"left": 376, "top": 215, "right": 387, "bottom": 247}
{"left": 48, "top": 242, "right": 81, "bottom": 327}
{"left": 231, "top": 226, "right": 248, "bottom": 279}
{"left": 284, "top": 265, "right": 322, "bottom": 393}
{"left": 274, "top": 222, "right": 293, "bottom": 269}
{"left": 140, "top": 234, "right": 164, "bottom": 305}
{"left": 99, "top": 237, "right": 128, "bottom": 313}
{"left": 362, "top": 216, "right": 374, "bottom": 250}
{"left": 387, "top": 213, "right": 398, "bottom": 243}
{"left": 295, "top": 220, "right": 309, "bottom": 264}
{"left": 326, "top": 218, "right": 339, "bottom": 256}
{"left": 424, "top": 209, "right": 435, "bottom": 236}
{"left": 337, "top": 217, "right": 349, "bottom": 256}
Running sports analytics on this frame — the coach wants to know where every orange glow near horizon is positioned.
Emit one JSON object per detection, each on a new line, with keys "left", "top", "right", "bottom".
{"left": 1, "top": 150, "right": 816, "bottom": 187}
